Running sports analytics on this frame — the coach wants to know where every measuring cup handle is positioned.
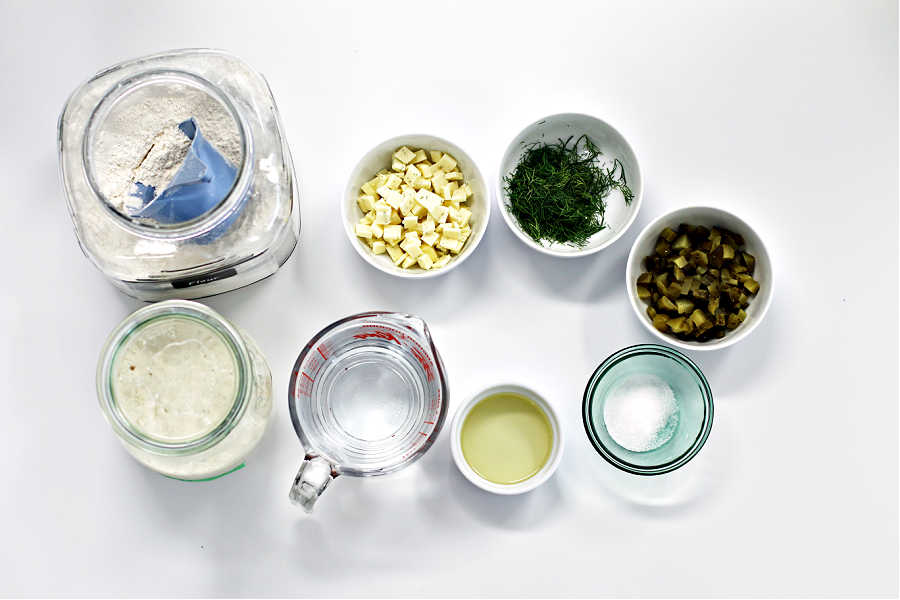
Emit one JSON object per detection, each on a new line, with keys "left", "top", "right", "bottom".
{"left": 289, "top": 454, "right": 339, "bottom": 513}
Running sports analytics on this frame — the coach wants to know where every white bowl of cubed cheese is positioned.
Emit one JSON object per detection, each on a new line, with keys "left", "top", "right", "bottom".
{"left": 343, "top": 134, "right": 489, "bottom": 278}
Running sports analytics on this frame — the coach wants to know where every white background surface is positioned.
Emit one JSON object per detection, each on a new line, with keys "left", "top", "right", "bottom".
{"left": 0, "top": 1, "right": 897, "bottom": 597}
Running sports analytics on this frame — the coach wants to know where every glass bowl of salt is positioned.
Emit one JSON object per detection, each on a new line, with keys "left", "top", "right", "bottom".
{"left": 582, "top": 344, "right": 713, "bottom": 475}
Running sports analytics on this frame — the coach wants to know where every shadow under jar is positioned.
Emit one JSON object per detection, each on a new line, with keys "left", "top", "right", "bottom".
{"left": 58, "top": 49, "right": 300, "bottom": 300}
{"left": 582, "top": 344, "right": 713, "bottom": 475}
{"left": 97, "top": 300, "right": 273, "bottom": 480}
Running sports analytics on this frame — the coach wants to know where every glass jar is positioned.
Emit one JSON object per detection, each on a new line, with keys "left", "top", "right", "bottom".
{"left": 58, "top": 49, "right": 300, "bottom": 300}
{"left": 96, "top": 300, "right": 273, "bottom": 480}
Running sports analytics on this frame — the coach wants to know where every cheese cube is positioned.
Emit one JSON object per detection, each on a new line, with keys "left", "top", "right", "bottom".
{"left": 433, "top": 204, "right": 450, "bottom": 223}
{"left": 385, "top": 173, "right": 402, "bottom": 189}
{"left": 403, "top": 215, "right": 419, "bottom": 230}
{"left": 460, "top": 183, "right": 472, "bottom": 199}
{"left": 421, "top": 231, "right": 439, "bottom": 246}
{"left": 412, "top": 149, "right": 428, "bottom": 163}
{"left": 370, "top": 223, "right": 384, "bottom": 238}
{"left": 394, "top": 146, "right": 417, "bottom": 164}
{"left": 383, "top": 225, "right": 403, "bottom": 244}
{"left": 355, "top": 223, "right": 373, "bottom": 239}
{"left": 455, "top": 207, "right": 472, "bottom": 226}
{"left": 429, "top": 150, "right": 443, "bottom": 162}
{"left": 401, "top": 254, "right": 417, "bottom": 269}
{"left": 357, "top": 194, "right": 376, "bottom": 213}
{"left": 451, "top": 187, "right": 467, "bottom": 204}
{"left": 372, "top": 240, "right": 387, "bottom": 255}
{"left": 412, "top": 177, "right": 432, "bottom": 190}
{"left": 418, "top": 162, "right": 433, "bottom": 178}
{"left": 421, "top": 218, "right": 435, "bottom": 234}
{"left": 403, "top": 231, "right": 420, "bottom": 244}
{"left": 441, "top": 181, "right": 458, "bottom": 201}
{"left": 389, "top": 210, "right": 402, "bottom": 225}
{"left": 403, "top": 244, "right": 423, "bottom": 259}
{"left": 431, "top": 171, "right": 447, "bottom": 193}
{"left": 417, "top": 254, "right": 434, "bottom": 270}
{"left": 386, "top": 245, "right": 404, "bottom": 263}
{"left": 384, "top": 189, "right": 404, "bottom": 209}
{"left": 421, "top": 244, "right": 438, "bottom": 261}
{"left": 392, "top": 158, "right": 406, "bottom": 172}
{"left": 445, "top": 171, "right": 463, "bottom": 181}
{"left": 415, "top": 189, "right": 442, "bottom": 214}
{"left": 404, "top": 164, "right": 422, "bottom": 185}
{"left": 373, "top": 173, "right": 388, "bottom": 189}
{"left": 399, "top": 190, "right": 416, "bottom": 215}
{"left": 437, "top": 236, "right": 455, "bottom": 251}
{"left": 411, "top": 202, "right": 427, "bottom": 218}
{"left": 361, "top": 180, "right": 377, "bottom": 196}
{"left": 442, "top": 225, "right": 461, "bottom": 240}
{"left": 435, "top": 153, "right": 457, "bottom": 172}
{"left": 374, "top": 204, "right": 392, "bottom": 225}
{"left": 376, "top": 185, "right": 391, "bottom": 199}
{"left": 434, "top": 254, "right": 452, "bottom": 268}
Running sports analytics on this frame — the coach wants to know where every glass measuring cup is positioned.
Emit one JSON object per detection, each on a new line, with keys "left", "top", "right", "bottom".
{"left": 288, "top": 312, "right": 448, "bottom": 512}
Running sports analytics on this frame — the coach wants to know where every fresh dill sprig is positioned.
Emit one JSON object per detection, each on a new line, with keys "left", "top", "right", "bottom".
{"left": 503, "top": 134, "right": 633, "bottom": 248}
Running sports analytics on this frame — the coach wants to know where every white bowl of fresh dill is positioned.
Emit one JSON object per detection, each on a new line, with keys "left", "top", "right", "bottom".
{"left": 497, "top": 113, "right": 643, "bottom": 257}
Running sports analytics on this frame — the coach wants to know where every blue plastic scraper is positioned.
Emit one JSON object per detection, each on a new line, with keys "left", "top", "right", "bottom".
{"left": 129, "top": 118, "right": 238, "bottom": 225}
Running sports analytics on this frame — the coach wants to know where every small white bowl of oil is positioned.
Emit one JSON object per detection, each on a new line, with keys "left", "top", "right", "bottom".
{"left": 450, "top": 384, "right": 564, "bottom": 495}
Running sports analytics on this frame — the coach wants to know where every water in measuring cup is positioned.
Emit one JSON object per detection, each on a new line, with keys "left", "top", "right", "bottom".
{"left": 291, "top": 319, "right": 444, "bottom": 474}
{"left": 320, "top": 344, "right": 424, "bottom": 443}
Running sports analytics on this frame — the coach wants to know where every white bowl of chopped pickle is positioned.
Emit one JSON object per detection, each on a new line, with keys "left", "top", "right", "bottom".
{"left": 343, "top": 134, "right": 489, "bottom": 278}
{"left": 626, "top": 206, "right": 774, "bottom": 351}
{"left": 497, "top": 113, "right": 643, "bottom": 257}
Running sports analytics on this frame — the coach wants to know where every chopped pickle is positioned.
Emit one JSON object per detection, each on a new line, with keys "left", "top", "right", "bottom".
{"left": 672, "top": 234, "right": 690, "bottom": 250}
{"left": 635, "top": 222, "right": 761, "bottom": 342}
{"left": 658, "top": 296, "right": 677, "bottom": 311}
{"left": 652, "top": 314, "right": 669, "bottom": 331}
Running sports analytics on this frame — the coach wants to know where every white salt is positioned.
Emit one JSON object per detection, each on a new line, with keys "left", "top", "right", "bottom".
{"left": 603, "top": 373, "right": 679, "bottom": 452}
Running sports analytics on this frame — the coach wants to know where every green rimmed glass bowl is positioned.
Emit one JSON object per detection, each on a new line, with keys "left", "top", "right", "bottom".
{"left": 583, "top": 344, "right": 713, "bottom": 475}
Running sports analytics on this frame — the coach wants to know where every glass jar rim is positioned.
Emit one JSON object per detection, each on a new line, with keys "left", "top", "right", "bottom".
{"left": 581, "top": 344, "right": 714, "bottom": 475}
{"left": 96, "top": 300, "right": 253, "bottom": 456}
{"left": 81, "top": 69, "right": 254, "bottom": 240}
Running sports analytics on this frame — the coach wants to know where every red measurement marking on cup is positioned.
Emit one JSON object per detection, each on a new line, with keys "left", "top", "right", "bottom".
{"left": 424, "top": 421, "right": 434, "bottom": 425}
{"left": 419, "top": 432, "right": 428, "bottom": 436}
{"left": 409, "top": 345, "right": 435, "bottom": 381}
{"left": 353, "top": 330, "right": 400, "bottom": 344}
{"left": 301, "top": 372, "right": 314, "bottom": 382}
{"left": 317, "top": 346, "right": 328, "bottom": 360}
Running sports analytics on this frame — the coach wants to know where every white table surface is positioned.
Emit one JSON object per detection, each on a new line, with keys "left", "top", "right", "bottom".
{"left": 1, "top": 0, "right": 897, "bottom": 597}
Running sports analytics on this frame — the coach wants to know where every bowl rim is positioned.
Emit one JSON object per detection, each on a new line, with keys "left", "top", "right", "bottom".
{"left": 582, "top": 343, "right": 714, "bottom": 476}
{"left": 450, "top": 383, "right": 564, "bottom": 495}
{"left": 495, "top": 112, "right": 643, "bottom": 258}
{"left": 625, "top": 204, "right": 775, "bottom": 351}
{"left": 342, "top": 132, "right": 490, "bottom": 279}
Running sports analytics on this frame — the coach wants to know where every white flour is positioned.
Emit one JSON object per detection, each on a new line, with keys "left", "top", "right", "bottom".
{"left": 91, "top": 84, "right": 243, "bottom": 215}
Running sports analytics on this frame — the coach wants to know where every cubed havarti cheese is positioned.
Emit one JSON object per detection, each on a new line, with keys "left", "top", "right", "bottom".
{"left": 372, "top": 240, "right": 386, "bottom": 254}
{"left": 421, "top": 231, "right": 439, "bottom": 246}
{"left": 401, "top": 253, "right": 417, "bottom": 268}
{"left": 394, "top": 146, "right": 417, "bottom": 164}
{"left": 386, "top": 245, "right": 404, "bottom": 263}
{"left": 383, "top": 224, "right": 402, "bottom": 244}
{"left": 417, "top": 253, "right": 434, "bottom": 270}
{"left": 412, "top": 149, "right": 428, "bottom": 163}
{"left": 355, "top": 223, "right": 373, "bottom": 239}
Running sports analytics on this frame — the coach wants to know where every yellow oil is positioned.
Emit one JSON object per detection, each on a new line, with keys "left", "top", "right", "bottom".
{"left": 460, "top": 392, "right": 554, "bottom": 485}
